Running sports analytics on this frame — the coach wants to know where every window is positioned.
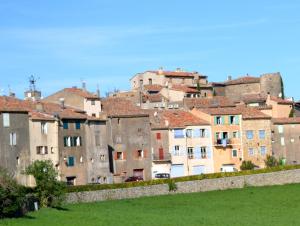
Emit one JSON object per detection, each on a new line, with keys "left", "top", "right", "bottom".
{"left": 3, "top": 113, "right": 10, "bottom": 127}
{"left": 9, "top": 133, "right": 16, "bottom": 146}
{"left": 229, "top": 116, "right": 235, "bottom": 125}
{"left": 64, "top": 136, "right": 71, "bottom": 147}
{"left": 248, "top": 148, "right": 254, "bottom": 156}
{"left": 259, "top": 130, "right": 265, "bottom": 139}
{"left": 174, "top": 129, "right": 185, "bottom": 138}
{"left": 200, "top": 147, "right": 207, "bottom": 158}
{"left": 92, "top": 113, "right": 96, "bottom": 117}
{"left": 36, "top": 146, "right": 48, "bottom": 155}
{"left": 278, "top": 125, "right": 284, "bottom": 134}
{"left": 260, "top": 146, "right": 266, "bottom": 155}
{"left": 173, "top": 145, "right": 180, "bottom": 156}
{"left": 188, "top": 147, "right": 194, "bottom": 159}
{"left": 215, "top": 116, "right": 222, "bottom": 125}
{"left": 139, "top": 79, "right": 143, "bottom": 86}
{"left": 75, "top": 121, "right": 81, "bottom": 130}
{"left": 156, "top": 133, "right": 161, "bottom": 140}
{"left": 186, "top": 129, "right": 193, "bottom": 138}
{"left": 100, "top": 155, "right": 105, "bottom": 161}
{"left": 95, "top": 131, "right": 100, "bottom": 146}
{"left": 66, "top": 176, "right": 76, "bottom": 186}
{"left": 281, "top": 137, "right": 285, "bottom": 146}
{"left": 200, "top": 129, "right": 206, "bottom": 138}
{"left": 75, "top": 136, "right": 81, "bottom": 146}
{"left": 68, "top": 156, "right": 75, "bottom": 167}
{"left": 117, "top": 152, "right": 123, "bottom": 160}
{"left": 148, "top": 78, "right": 152, "bottom": 85}
{"left": 246, "top": 130, "right": 254, "bottom": 140}
{"left": 41, "top": 122, "right": 48, "bottom": 134}
{"left": 137, "top": 150, "right": 144, "bottom": 158}
{"left": 63, "top": 122, "right": 68, "bottom": 129}
{"left": 91, "top": 100, "right": 95, "bottom": 105}
{"left": 80, "top": 156, "right": 83, "bottom": 163}
{"left": 232, "top": 149, "right": 237, "bottom": 157}
{"left": 232, "top": 131, "right": 239, "bottom": 138}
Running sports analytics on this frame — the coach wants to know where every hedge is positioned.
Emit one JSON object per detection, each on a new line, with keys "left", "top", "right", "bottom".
{"left": 66, "top": 164, "right": 300, "bottom": 193}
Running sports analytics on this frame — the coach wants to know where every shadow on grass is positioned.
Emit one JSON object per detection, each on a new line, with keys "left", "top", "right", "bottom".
{"left": 22, "top": 215, "right": 36, "bottom": 220}
{"left": 52, "top": 206, "right": 69, "bottom": 211}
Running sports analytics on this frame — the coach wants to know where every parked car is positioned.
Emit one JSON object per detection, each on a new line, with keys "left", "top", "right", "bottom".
{"left": 155, "top": 173, "right": 170, "bottom": 179}
{"left": 125, "top": 176, "right": 143, "bottom": 182}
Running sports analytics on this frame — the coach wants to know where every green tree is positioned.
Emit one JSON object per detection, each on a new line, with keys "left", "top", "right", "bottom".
{"left": 25, "top": 160, "right": 66, "bottom": 208}
{"left": 280, "top": 76, "right": 285, "bottom": 99}
{"left": 240, "top": 161, "right": 255, "bottom": 170}
{"left": 0, "top": 168, "right": 25, "bottom": 218}
{"left": 265, "top": 155, "right": 279, "bottom": 168}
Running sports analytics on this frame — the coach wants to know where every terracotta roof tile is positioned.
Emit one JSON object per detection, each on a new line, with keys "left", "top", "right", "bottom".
{"left": 170, "top": 84, "right": 199, "bottom": 93}
{"left": 0, "top": 96, "right": 30, "bottom": 112}
{"left": 147, "top": 70, "right": 206, "bottom": 78}
{"left": 143, "top": 84, "right": 164, "bottom": 92}
{"left": 184, "top": 97, "right": 236, "bottom": 109}
{"left": 224, "top": 76, "right": 260, "bottom": 85}
{"left": 270, "top": 96, "right": 293, "bottom": 104}
{"left": 241, "top": 93, "right": 267, "bottom": 103}
{"left": 142, "top": 93, "right": 164, "bottom": 103}
{"left": 63, "top": 88, "right": 100, "bottom": 99}
{"left": 272, "top": 117, "right": 300, "bottom": 124}
{"left": 102, "top": 97, "right": 149, "bottom": 117}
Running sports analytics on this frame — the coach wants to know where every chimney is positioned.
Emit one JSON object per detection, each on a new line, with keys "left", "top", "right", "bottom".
{"left": 59, "top": 98, "right": 65, "bottom": 109}
{"left": 227, "top": 75, "right": 232, "bottom": 81}
{"left": 176, "top": 67, "right": 182, "bottom": 72}
{"left": 9, "top": 92, "right": 16, "bottom": 98}
{"left": 96, "top": 84, "right": 100, "bottom": 97}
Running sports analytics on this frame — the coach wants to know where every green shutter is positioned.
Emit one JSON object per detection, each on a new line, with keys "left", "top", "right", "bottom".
{"left": 222, "top": 116, "right": 225, "bottom": 125}
{"left": 214, "top": 116, "right": 217, "bottom": 125}
{"left": 235, "top": 116, "right": 240, "bottom": 125}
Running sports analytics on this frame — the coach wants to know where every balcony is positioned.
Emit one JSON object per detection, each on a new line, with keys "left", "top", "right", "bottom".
{"left": 215, "top": 139, "right": 232, "bottom": 147}
{"left": 152, "top": 153, "right": 172, "bottom": 162}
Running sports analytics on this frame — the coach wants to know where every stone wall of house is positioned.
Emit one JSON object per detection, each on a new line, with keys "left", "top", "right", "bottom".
{"left": 66, "top": 169, "right": 300, "bottom": 204}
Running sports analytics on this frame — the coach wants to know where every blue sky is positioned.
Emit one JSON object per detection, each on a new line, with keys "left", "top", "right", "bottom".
{"left": 0, "top": 0, "right": 299, "bottom": 99}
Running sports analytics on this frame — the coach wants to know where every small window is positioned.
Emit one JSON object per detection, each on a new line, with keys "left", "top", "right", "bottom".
{"left": 137, "top": 150, "right": 144, "bottom": 158}
{"left": 232, "top": 149, "right": 237, "bottom": 157}
{"left": 278, "top": 125, "right": 284, "bottom": 134}
{"left": 248, "top": 148, "right": 254, "bottom": 156}
{"left": 148, "top": 78, "right": 152, "bottom": 85}
{"left": 259, "top": 130, "right": 265, "bottom": 139}
{"left": 75, "top": 136, "right": 81, "bottom": 146}
{"left": 91, "top": 100, "right": 95, "bottom": 105}
{"left": 232, "top": 131, "right": 239, "bottom": 138}
{"left": 9, "top": 133, "right": 16, "bottom": 146}
{"left": 64, "top": 136, "right": 72, "bottom": 147}
{"left": 260, "top": 146, "right": 266, "bottom": 155}
{"left": 3, "top": 113, "right": 10, "bottom": 127}
{"left": 216, "top": 116, "right": 222, "bottom": 125}
{"left": 156, "top": 133, "right": 161, "bottom": 140}
{"left": 92, "top": 113, "right": 96, "bottom": 117}
{"left": 246, "top": 130, "right": 254, "bottom": 140}
{"left": 229, "top": 116, "right": 235, "bottom": 125}
{"left": 100, "top": 155, "right": 105, "bottom": 161}
{"left": 68, "top": 156, "right": 75, "bottom": 167}
{"left": 41, "top": 122, "right": 48, "bottom": 134}
{"left": 173, "top": 145, "right": 180, "bottom": 156}
{"left": 281, "top": 137, "right": 285, "bottom": 146}
{"left": 63, "top": 122, "right": 68, "bottom": 129}
{"left": 75, "top": 121, "right": 81, "bottom": 130}
{"left": 117, "top": 152, "right": 123, "bottom": 160}
{"left": 174, "top": 129, "right": 185, "bottom": 138}
{"left": 188, "top": 147, "right": 194, "bottom": 159}
{"left": 186, "top": 129, "right": 193, "bottom": 138}
{"left": 80, "top": 156, "right": 83, "bottom": 163}
{"left": 36, "top": 146, "right": 48, "bottom": 155}
{"left": 200, "top": 129, "right": 206, "bottom": 138}
{"left": 200, "top": 147, "right": 207, "bottom": 158}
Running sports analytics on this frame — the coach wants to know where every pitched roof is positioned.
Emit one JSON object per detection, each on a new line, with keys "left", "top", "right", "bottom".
{"left": 143, "top": 84, "right": 164, "bottom": 92}
{"left": 196, "top": 106, "right": 271, "bottom": 120}
{"left": 142, "top": 93, "right": 165, "bottom": 103}
{"left": 102, "top": 97, "right": 149, "bottom": 117}
{"left": 62, "top": 88, "right": 100, "bottom": 99}
{"left": 0, "top": 96, "right": 30, "bottom": 112}
{"left": 270, "top": 96, "right": 293, "bottom": 105}
{"left": 170, "top": 84, "right": 200, "bottom": 93}
{"left": 147, "top": 70, "right": 204, "bottom": 78}
{"left": 241, "top": 93, "right": 267, "bottom": 104}
{"left": 29, "top": 111, "right": 56, "bottom": 121}
{"left": 224, "top": 76, "right": 260, "bottom": 85}
{"left": 184, "top": 96, "right": 236, "bottom": 109}
{"left": 150, "top": 110, "right": 209, "bottom": 129}
{"left": 272, "top": 117, "right": 300, "bottom": 124}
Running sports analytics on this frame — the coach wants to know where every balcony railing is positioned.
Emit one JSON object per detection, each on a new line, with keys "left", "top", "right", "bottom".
{"left": 215, "top": 139, "right": 231, "bottom": 147}
{"left": 152, "top": 153, "right": 172, "bottom": 161}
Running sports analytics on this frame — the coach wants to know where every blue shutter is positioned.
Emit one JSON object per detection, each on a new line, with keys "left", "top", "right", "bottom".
{"left": 235, "top": 116, "right": 240, "bottom": 125}
{"left": 194, "top": 146, "right": 201, "bottom": 159}
{"left": 205, "top": 129, "right": 210, "bottom": 138}
{"left": 206, "top": 146, "right": 212, "bottom": 159}
{"left": 194, "top": 129, "right": 200, "bottom": 138}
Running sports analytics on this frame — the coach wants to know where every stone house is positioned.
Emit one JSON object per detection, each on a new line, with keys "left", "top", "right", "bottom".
{"left": 272, "top": 117, "right": 300, "bottom": 165}
{"left": 0, "top": 96, "right": 31, "bottom": 185}
{"left": 44, "top": 86, "right": 102, "bottom": 117}
{"left": 150, "top": 110, "right": 214, "bottom": 178}
{"left": 102, "top": 97, "right": 152, "bottom": 182}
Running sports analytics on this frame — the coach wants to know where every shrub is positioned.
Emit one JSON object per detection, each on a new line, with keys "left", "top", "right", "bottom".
{"left": 25, "top": 160, "right": 66, "bottom": 208}
{"left": 167, "top": 179, "right": 177, "bottom": 191}
{"left": 0, "top": 168, "right": 25, "bottom": 218}
{"left": 265, "top": 155, "right": 279, "bottom": 168}
{"left": 240, "top": 161, "right": 255, "bottom": 170}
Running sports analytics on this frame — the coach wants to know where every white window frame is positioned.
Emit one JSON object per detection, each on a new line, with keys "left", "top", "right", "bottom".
{"left": 9, "top": 132, "right": 16, "bottom": 146}
{"left": 41, "top": 122, "right": 48, "bottom": 134}
{"left": 3, "top": 113, "right": 10, "bottom": 127}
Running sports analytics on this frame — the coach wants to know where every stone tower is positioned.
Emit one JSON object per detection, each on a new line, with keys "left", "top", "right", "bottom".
{"left": 260, "top": 72, "right": 283, "bottom": 98}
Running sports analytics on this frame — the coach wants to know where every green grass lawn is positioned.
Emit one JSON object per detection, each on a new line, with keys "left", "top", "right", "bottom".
{"left": 1, "top": 184, "right": 300, "bottom": 226}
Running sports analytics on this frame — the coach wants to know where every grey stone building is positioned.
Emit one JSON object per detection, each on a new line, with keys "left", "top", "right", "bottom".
{"left": 272, "top": 117, "right": 300, "bottom": 165}
{"left": 102, "top": 97, "right": 152, "bottom": 182}
{"left": 0, "top": 96, "right": 31, "bottom": 185}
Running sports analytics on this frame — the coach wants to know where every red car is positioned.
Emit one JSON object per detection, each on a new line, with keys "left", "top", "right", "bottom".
{"left": 125, "top": 176, "right": 143, "bottom": 182}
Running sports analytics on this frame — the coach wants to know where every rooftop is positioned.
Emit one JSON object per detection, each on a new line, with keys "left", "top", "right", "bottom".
{"left": 62, "top": 87, "right": 100, "bottom": 99}
{"left": 272, "top": 117, "right": 300, "bottom": 124}
{"left": 184, "top": 96, "right": 236, "bottom": 109}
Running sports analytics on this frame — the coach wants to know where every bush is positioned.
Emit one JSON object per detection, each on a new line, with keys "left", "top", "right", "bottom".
{"left": 25, "top": 160, "right": 66, "bottom": 208}
{"left": 167, "top": 179, "right": 177, "bottom": 191}
{"left": 240, "top": 161, "right": 255, "bottom": 170}
{"left": 265, "top": 155, "right": 279, "bottom": 168}
{"left": 0, "top": 168, "right": 26, "bottom": 218}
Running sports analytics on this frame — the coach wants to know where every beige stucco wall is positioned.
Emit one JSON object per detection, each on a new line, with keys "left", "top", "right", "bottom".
{"left": 44, "top": 90, "right": 85, "bottom": 109}
{"left": 241, "top": 119, "right": 272, "bottom": 168}
{"left": 130, "top": 72, "right": 166, "bottom": 90}
{"left": 168, "top": 125, "right": 214, "bottom": 176}
{"left": 83, "top": 98, "right": 102, "bottom": 117}
{"left": 28, "top": 119, "right": 59, "bottom": 186}
{"left": 160, "top": 88, "right": 185, "bottom": 102}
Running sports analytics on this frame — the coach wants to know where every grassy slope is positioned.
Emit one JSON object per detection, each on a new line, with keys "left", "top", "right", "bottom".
{"left": 1, "top": 184, "right": 300, "bottom": 226}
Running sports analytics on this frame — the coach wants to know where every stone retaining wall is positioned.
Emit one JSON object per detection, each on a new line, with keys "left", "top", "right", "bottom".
{"left": 66, "top": 169, "right": 300, "bottom": 204}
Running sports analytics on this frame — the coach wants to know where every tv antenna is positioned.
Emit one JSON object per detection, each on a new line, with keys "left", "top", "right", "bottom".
{"left": 29, "top": 75, "right": 39, "bottom": 91}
